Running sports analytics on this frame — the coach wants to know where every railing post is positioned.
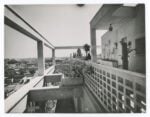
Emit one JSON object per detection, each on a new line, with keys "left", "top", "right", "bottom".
{"left": 90, "top": 27, "right": 97, "bottom": 62}
{"left": 52, "top": 49, "right": 55, "bottom": 65}
{"left": 37, "top": 41, "right": 45, "bottom": 76}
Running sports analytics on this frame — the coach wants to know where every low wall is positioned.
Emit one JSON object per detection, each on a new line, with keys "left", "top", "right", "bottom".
{"left": 97, "top": 59, "right": 118, "bottom": 68}
{"left": 76, "top": 59, "right": 146, "bottom": 113}
{"left": 5, "top": 65, "right": 55, "bottom": 113}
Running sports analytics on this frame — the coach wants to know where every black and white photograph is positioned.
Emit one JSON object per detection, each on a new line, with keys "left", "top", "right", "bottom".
{"left": 0, "top": 0, "right": 149, "bottom": 116}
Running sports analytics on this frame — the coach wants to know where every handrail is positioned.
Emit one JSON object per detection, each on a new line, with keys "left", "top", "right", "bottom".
{"left": 5, "top": 65, "right": 55, "bottom": 113}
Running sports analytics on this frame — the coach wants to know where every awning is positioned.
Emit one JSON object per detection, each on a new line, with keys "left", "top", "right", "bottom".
{"left": 90, "top": 4, "right": 137, "bottom": 30}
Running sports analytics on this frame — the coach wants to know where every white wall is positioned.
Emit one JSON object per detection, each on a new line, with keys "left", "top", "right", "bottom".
{"left": 101, "top": 5, "right": 145, "bottom": 73}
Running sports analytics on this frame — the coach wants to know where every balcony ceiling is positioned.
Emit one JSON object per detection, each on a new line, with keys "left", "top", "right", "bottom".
{"left": 90, "top": 4, "right": 137, "bottom": 30}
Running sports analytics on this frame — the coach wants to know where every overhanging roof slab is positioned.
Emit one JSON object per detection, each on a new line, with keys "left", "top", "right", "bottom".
{"left": 90, "top": 4, "right": 137, "bottom": 30}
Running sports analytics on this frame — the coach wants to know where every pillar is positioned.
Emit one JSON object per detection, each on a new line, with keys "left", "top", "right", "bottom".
{"left": 52, "top": 49, "right": 55, "bottom": 65}
{"left": 90, "top": 27, "right": 97, "bottom": 62}
{"left": 37, "top": 41, "right": 45, "bottom": 76}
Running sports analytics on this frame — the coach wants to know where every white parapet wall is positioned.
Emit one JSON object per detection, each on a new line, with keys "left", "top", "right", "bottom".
{"left": 5, "top": 65, "right": 55, "bottom": 113}
{"left": 74, "top": 59, "right": 146, "bottom": 112}
{"left": 84, "top": 60, "right": 146, "bottom": 112}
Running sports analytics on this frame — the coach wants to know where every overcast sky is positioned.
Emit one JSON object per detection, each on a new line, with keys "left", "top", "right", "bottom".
{"left": 5, "top": 4, "right": 107, "bottom": 58}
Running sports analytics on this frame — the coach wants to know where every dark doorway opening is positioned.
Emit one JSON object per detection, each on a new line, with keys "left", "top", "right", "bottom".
{"left": 121, "top": 37, "right": 128, "bottom": 70}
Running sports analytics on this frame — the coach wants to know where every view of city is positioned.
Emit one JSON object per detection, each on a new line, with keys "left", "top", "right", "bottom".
{"left": 4, "top": 58, "right": 53, "bottom": 98}
{"left": 4, "top": 44, "right": 92, "bottom": 99}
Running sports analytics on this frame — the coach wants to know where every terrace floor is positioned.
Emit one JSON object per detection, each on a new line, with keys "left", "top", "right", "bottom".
{"left": 56, "top": 98, "right": 75, "bottom": 113}
{"left": 5, "top": 60, "right": 146, "bottom": 113}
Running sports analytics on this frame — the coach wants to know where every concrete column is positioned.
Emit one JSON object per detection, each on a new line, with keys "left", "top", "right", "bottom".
{"left": 90, "top": 27, "right": 97, "bottom": 62}
{"left": 37, "top": 41, "right": 45, "bottom": 76}
{"left": 52, "top": 49, "right": 55, "bottom": 65}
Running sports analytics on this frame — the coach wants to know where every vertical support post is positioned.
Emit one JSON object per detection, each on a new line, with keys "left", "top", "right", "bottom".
{"left": 37, "top": 41, "right": 45, "bottom": 76}
{"left": 90, "top": 27, "right": 97, "bottom": 62}
{"left": 52, "top": 49, "right": 55, "bottom": 65}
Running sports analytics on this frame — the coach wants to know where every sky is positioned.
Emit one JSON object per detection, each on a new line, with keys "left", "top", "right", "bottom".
{"left": 5, "top": 4, "right": 107, "bottom": 58}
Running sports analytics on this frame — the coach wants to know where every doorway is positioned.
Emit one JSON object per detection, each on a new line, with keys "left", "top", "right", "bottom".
{"left": 120, "top": 37, "right": 128, "bottom": 70}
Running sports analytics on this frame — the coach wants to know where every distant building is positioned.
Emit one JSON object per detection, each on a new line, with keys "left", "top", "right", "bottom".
{"left": 27, "top": 63, "right": 37, "bottom": 69}
{"left": 8, "top": 63, "right": 16, "bottom": 69}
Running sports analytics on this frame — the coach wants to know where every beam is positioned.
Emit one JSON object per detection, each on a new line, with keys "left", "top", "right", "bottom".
{"left": 28, "top": 86, "right": 83, "bottom": 101}
{"left": 55, "top": 45, "right": 101, "bottom": 50}
{"left": 55, "top": 46, "right": 84, "bottom": 49}
{"left": 44, "top": 43, "right": 55, "bottom": 50}
{"left": 5, "top": 16, "right": 54, "bottom": 49}
{"left": 5, "top": 16, "right": 40, "bottom": 42}
{"left": 5, "top": 6, "right": 54, "bottom": 49}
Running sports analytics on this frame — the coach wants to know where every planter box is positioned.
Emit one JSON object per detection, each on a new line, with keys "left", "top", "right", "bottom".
{"left": 98, "top": 59, "right": 118, "bottom": 67}
{"left": 61, "top": 77, "right": 83, "bottom": 86}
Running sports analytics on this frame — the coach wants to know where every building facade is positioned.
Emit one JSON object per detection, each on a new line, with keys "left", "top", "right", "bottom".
{"left": 101, "top": 4, "right": 145, "bottom": 73}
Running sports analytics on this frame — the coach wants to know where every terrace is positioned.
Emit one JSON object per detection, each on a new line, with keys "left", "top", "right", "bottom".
{"left": 4, "top": 5, "right": 146, "bottom": 113}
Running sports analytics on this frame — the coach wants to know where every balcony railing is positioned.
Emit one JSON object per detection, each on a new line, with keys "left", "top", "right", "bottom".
{"left": 77, "top": 60, "right": 146, "bottom": 113}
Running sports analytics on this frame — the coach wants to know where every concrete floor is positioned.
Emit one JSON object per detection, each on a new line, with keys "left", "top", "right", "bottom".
{"left": 55, "top": 98, "right": 75, "bottom": 113}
